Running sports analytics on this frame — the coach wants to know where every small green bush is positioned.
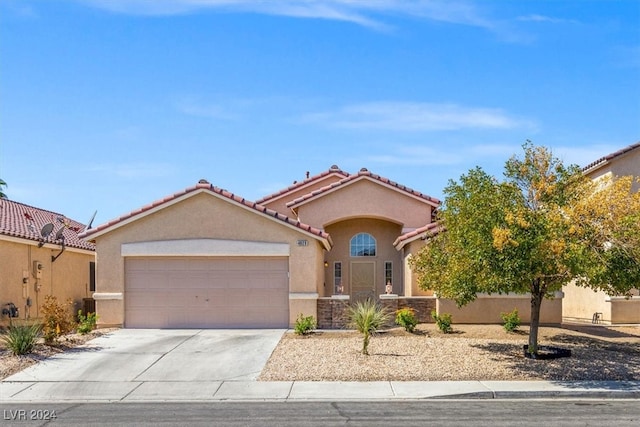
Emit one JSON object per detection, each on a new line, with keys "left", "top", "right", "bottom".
{"left": 349, "top": 299, "right": 391, "bottom": 355}
{"left": 77, "top": 310, "right": 98, "bottom": 335}
{"left": 395, "top": 307, "right": 418, "bottom": 333}
{"left": 294, "top": 314, "right": 316, "bottom": 335}
{"left": 431, "top": 310, "right": 453, "bottom": 334}
{"left": 501, "top": 308, "right": 521, "bottom": 333}
{"left": 1, "top": 322, "right": 42, "bottom": 355}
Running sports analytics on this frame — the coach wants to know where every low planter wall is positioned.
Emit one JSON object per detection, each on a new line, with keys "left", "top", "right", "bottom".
{"left": 317, "top": 296, "right": 436, "bottom": 329}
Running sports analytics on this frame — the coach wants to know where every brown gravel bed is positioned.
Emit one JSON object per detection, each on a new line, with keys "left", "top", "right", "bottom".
{"left": 259, "top": 324, "right": 640, "bottom": 382}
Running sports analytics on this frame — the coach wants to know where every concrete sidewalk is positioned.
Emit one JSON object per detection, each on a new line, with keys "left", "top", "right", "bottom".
{"left": 2, "top": 380, "right": 639, "bottom": 402}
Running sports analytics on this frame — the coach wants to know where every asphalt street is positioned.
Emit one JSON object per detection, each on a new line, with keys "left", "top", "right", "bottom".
{"left": 1, "top": 400, "right": 639, "bottom": 426}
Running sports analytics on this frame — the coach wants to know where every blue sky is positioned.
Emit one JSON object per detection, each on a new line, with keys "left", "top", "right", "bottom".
{"left": 1, "top": 0, "right": 639, "bottom": 226}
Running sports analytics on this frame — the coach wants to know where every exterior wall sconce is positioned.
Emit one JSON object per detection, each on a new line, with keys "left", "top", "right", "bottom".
{"left": 324, "top": 261, "right": 329, "bottom": 267}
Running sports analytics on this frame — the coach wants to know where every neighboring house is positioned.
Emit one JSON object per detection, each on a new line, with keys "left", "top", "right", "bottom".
{"left": 81, "top": 166, "right": 563, "bottom": 329}
{"left": 0, "top": 199, "right": 96, "bottom": 326}
{"left": 563, "top": 141, "right": 640, "bottom": 324}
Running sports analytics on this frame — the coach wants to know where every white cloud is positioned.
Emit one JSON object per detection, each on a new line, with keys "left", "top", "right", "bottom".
{"left": 300, "top": 102, "right": 535, "bottom": 132}
{"left": 516, "top": 14, "right": 579, "bottom": 25}
{"left": 82, "top": 0, "right": 499, "bottom": 32}
{"left": 366, "top": 142, "right": 520, "bottom": 166}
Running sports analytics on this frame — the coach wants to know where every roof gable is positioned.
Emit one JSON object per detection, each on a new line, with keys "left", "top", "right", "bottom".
{"left": 80, "top": 180, "right": 332, "bottom": 250}
{"left": 286, "top": 168, "right": 441, "bottom": 209}
{"left": 256, "top": 165, "right": 349, "bottom": 205}
{"left": 0, "top": 199, "right": 95, "bottom": 251}
{"left": 394, "top": 222, "right": 443, "bottom": 250}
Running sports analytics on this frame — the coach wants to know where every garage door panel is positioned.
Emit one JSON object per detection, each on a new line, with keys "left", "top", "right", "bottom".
{"left": 125, "top": 257, "right": 289, "bottom": 328}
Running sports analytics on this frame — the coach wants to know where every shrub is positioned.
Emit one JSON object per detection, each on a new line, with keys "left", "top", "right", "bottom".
{"left": 395, "top": 307, "right": 418, "bottom": 333}
{"left": 501, "top": 308, "right": 521, "bottom": 333}
{"left": 77, "top": 310, "right": 98, "bottom": 335}
{"left": 41, "top": 295, "right": 74, "bottom": 344}
{"left": 294, "top": 314, "right": 316, "bottom": 335}
{"left": 1, "top": 322, "right": 42, "bottom": 355}
{"left": 431, "top": 310, "right": 453, "bottom": 334}
{"left": 348, "top": 299, "right": 391, "bottom": 355}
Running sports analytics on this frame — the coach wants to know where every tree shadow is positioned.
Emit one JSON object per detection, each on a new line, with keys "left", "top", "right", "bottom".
{"left": 560, "top": 324, "right": 639, "bottom": 339}
{"left": 470, "top": 336, "right": 640, "bottom": 381}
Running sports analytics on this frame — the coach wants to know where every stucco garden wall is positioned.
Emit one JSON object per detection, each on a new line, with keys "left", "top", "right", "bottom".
{"left": 437, "top": 293, "right": 564, "bottom": 325}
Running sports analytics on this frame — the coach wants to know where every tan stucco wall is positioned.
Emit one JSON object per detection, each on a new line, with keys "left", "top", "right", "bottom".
{"left": 260, "top": 173, "right": 346, "bottom": 217}
{"left": 289, "top": 297, "right": 318, "bottom": 325}
{"left": 609, "top": 299, "right": 640, "bottom": 323}
{"left": 437, "top": 294, "right": 563, "bottom": 325}
{"left": 585, "top": 147, "right": 640, "bottom": 192}
{"left": 323, "top": 218, "right": 403, "bottom": 297}
{"left": 402, "top": 239, "right": 433, "bottom": 297}
{"left": 563, "top": 281, "right": 640, "bottom": 324}
{"left": 92, "top": 191, "right": 325, "bottom": 327}
{"left": 562, "top": 282, "right": 611, "bottom": 323}
{"left": 295, "top": 179, "right": 433, "bottom": 229}
{"left": 0, "top": 237, "right": 95, "bottom": 326}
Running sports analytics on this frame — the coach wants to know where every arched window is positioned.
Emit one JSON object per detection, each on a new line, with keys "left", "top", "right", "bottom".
{"left": 350, "top": 233, "right": 376, "bottom": 257}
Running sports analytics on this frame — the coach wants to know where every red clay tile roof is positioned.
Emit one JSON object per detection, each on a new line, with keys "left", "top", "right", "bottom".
{"left": 393, "top": 222, "right": 442, "bottom": 249}
{"left": 0, "top": 199, "right": 95, "bottom": 251}
{"left": 286, "top": 167, "right": 441, "bottom": 208}
{"left": 80, "top": 180, "right": 332, "bottom": 248}
{"left": 256, "top": 165, "right": 350, "bottom": 204}
{"left": 582, "top": 141, "right": 640, "bottom": 173}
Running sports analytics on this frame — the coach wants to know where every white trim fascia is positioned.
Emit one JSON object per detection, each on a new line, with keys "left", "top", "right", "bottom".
{"left": 289, "top": 175, "right": 440, "bottom": 210}
{"left": 0, "top": 234, "right": 95, "bottom": 255}
{"left": 93, "top": 292, "right": 123, "bottom": 300}
{"left": 121, "top": 239, "right": 290, "bottom": 257}
{"left": 289, "top": 292, "right": 319, "bottom": 300}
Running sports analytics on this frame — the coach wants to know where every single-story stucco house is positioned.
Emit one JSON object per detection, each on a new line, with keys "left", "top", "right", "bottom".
{"left": 81, "top": 166, "right": 563, "bottom": 329}
{"left": 563, "top": 141, "right": 640, "bottom": 324}
{"left": 0, "top": 199, "right": 96, "bottom": 326}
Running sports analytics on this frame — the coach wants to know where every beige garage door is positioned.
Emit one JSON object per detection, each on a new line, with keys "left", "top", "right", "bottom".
{"left": 125, "top": 257, "right": 289, "bottom": 328}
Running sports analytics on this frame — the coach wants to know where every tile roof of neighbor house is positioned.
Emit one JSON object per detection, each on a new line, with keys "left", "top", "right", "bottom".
{"left": 393, "top": 222, "right": 443, "bottom": 250}
{"left": 582, "top": 141, "right": 640, "bottom": 173}
{"left": 80, "top": 180, "right": 332, "bottom": 249}
{"left": 256, "top": 165, "right": 350, "bottom": 204}
{"left": 285, "top": 167, "right": 441, "bottom": 208}
{"left": 0, "top": 198, "right": 95, "bottom": 251}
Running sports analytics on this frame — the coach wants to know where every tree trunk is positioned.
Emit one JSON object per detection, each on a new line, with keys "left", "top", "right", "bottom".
{"left": 528, "top": 279, "right": 544, "bottom": 356}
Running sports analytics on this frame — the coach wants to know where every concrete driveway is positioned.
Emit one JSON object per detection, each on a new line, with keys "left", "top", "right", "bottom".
{"left": 1, "top": 329, "right": 287, "bottom": 401}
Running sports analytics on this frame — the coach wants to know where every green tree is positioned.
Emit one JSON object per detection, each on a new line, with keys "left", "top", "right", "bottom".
{"left": 412, "top": 143, "right": 639, "bottom": 356}
{"left": 0, "top": 178, "right": 7, "bottom": 199}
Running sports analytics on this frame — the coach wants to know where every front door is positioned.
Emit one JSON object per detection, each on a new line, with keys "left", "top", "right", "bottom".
{"left": 350, "top": 261, "right": 375, "bottom": 303}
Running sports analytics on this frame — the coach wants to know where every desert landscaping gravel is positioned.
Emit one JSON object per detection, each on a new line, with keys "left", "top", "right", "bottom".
{"left": 259, "top": 324, "right": 640, "bottom": 382}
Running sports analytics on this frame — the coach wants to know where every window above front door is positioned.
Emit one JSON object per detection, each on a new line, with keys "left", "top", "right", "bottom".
{"left": 350, "top": 233, "right": 376, "bottom": 257}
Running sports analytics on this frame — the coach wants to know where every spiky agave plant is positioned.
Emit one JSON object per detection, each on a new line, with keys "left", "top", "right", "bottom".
{"left": 348, "top": 299, "right": 390, "bottom": 355}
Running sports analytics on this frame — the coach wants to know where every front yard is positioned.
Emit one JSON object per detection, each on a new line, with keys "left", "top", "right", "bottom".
{"left": 259, "top": 324, "right": 640, "bottom": 381}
